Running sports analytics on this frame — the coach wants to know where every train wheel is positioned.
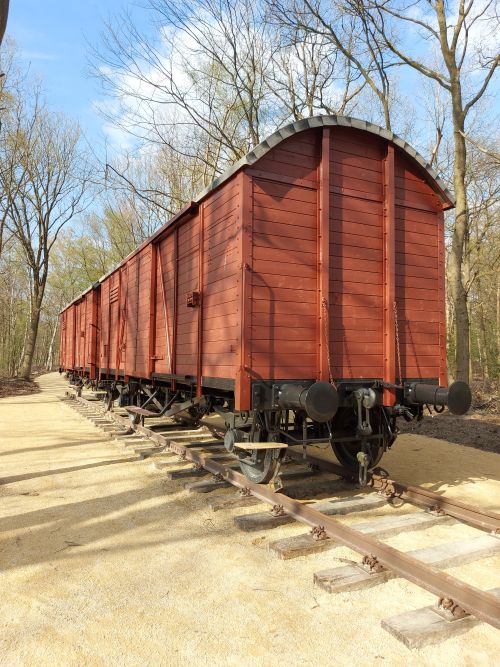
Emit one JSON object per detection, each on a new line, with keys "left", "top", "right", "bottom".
{"left": 330, "top": 406, "right": 388, "bottom": 471}
{"left": 238, "top": 448, "right": 282, "bottom": 484}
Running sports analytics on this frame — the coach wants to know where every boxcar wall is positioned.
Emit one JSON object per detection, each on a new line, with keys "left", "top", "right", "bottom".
{"left": 60, "top": 118, "right": 452, "bottom": 411}
{"left": 60, "top": 289, "right": 100, "bottom": 378}
{"left": 91, "top": 172, "right": 244, "bottom": 399}
{"left": 240, "top": 126, "right": 448, "bottom": 409}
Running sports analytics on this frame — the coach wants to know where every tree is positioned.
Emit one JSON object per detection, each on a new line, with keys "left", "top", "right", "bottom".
{"left": 268, "top": 0, "right": 400, "bottom": 129}
{"left": 93, "top": 0, "right": 275, "bottom": 186}
{"left": 356, "top": 0, "right": 499, "bottom": 382}
{"left": 0, "top": 0, "right": 9, "bottom": 46}
{"left": 267, "top": 18, "right": 368, "bottom": 122}
{"left": 0, "top": 86, "right": 93, "bottom": 379}
{"left": 93, "top": 0, "right": 372, "bottom": 191}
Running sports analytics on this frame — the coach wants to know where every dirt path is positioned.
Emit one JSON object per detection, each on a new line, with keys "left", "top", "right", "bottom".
{"left": 0, "top": 373, "right": 499, "bottom": 667}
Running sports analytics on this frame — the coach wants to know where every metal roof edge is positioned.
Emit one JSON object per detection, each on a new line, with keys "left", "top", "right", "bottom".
{"left": 193, "top": 114, "right": 454, "bottom": 209}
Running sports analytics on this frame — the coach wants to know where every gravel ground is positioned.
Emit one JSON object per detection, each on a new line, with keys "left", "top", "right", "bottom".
{"left": 0, "top": 373, "right": 499, "bottom": 667}
{"left": 398, "top": 411, "right": 499, "bottom": 454}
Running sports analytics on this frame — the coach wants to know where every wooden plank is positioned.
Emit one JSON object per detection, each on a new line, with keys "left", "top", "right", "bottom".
{"left": 274, "top": 476, "right": 354, "bottom": 501}
{"left": 252, "top": 272, "right": 317, "bottom": 292}
{"left": 235, "top": 169, "right": 251, "bottom": 411}
{"left": 314, "top": 534, "right": 500, "bottom": 594}
{"left": 270, "top": 510, "right": 452, "bottom": 560}
{"left": 235, "top": 441, "right": 288, "bottom": 451}
{"left": 253, "top": 218, "right": 317, "bottom": 241}
{"left": 135, "top": 445, "right": 164, "bottom": 458}
{"left": 152, "top": 452, "right": 231, "bottom": 470}
{"left": 253, "top": 191, "right": 316, "bottom": 216}
{"left": 207, "top": 492, "right": 265, "bottom": 512}
{"left": 318, "top": 127, "right": 330, "bottom": 382}
{"left": 166, "top": 463, "right": 239, "bottom": 480}
{"left": 253, "top": 179, "right": 317, "bottom": 203}
{"left": 168, "top": 436, "right": 219, "bottom": 445}
{"left": 383, "top": 144, "right": 396, "bottom": 401}
{"left": 235, "top": 493, "right": 386, "bottom": 532}
{"left": 184, "top": 477, "right": 231, "bottom": 493}
{"left": 381, "top": 587, "right": 500, "bottom": 649}
{"left": 185, "top": 467, "right": 337, "bottom": 495}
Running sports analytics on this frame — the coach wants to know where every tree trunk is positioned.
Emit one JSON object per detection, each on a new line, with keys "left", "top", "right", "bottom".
{"left": 19, "top": 289, "right": 43, "bottom": 380}
{"left": 476, "top": 279, "right": 489, "bottom": 380}
{"left": 45, "top": 322, "right": 58, "bottom": 370}
{"left": 497, "top": 274, "right": 500, "bottom": 374}
{"left": 447, "top": 79, "right": 470, "bottom": 383}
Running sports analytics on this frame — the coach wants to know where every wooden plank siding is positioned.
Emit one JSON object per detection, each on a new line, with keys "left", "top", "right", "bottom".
{"left": 394, "top": 151, "right": 443, "bottom": 380}
{"left": 154, "top": 232, "right": 176, "bottom": 376}
{"left": 98, "top": 278, "right": 109, "bottom": 374}
{"left": 98, "top": 270, "right": 120, "bottom": 377}
{"left": 153, "top": 176, "right": 242, "bottom": 383}
{"left": 73, "top": 300, "right": 84, "bottom": 369}
{"left": 202, "top": 176, "right": 241, "bottom": 379}
{"left": 248, "top": 130, "right": 321, "bottom": 381}
{"left": 175, "top": 211, "right": 200, "bottom": 376}
{"left": 328, "top": 127, "right": 385, "bottom": 379}
{"left": 73, "top": 289, "right": 99, "bottom": 376}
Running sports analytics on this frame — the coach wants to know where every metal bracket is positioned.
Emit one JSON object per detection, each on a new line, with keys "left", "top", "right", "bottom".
{"left": 270, "top": 504, "right": 286, "bottom": 517}
{"left": 186, "top": 291, "right": 201, "bottom": 307}
{"left": 428, "top": 505, "right": 447, "bottom": 516}
{"left": 311, "top": 525, "right": 328, "bottom": 541}
{"left": 434, "top": 597, "right": 469, "bottom": 622}
{"left": 360, "top": 554, "right": 386, "bottom": 574}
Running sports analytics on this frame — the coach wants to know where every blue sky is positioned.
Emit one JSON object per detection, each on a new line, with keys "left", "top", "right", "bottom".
{"left": 7, "top": 1, "right": 499, "bottom": 161}
{"left": 7, "top": 1, "right": 141, "bottom": 151}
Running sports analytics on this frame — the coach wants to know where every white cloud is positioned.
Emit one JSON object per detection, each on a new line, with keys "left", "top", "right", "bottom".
{"left": 21, "top": 50, "right": 58, "bottom": 61}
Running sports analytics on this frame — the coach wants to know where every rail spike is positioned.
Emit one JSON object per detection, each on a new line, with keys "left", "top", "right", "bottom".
{"left": 361, "top": 554, "right": 386, "bottom": 574}
{"left": 436, "top": 597, "right": 469, "bottom": 621}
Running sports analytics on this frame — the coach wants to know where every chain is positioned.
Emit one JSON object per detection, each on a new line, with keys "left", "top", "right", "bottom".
{"left": 321, "top": 297, "right": 336, "bottom": 387}
{"left": 393, "top": 300, "right": 402, "bottom": 384}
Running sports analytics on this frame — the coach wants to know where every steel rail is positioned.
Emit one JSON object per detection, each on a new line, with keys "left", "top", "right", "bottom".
{"left": 284, "top": 449, "right": 500, "bottom": 533}
{"left": 162, "top": 436, "right": 500, "bottom": 631}
{"left": 72, "top": 394, "right": 500, "bottom": 628}
{"left": 75, "top": 394, "right": 500, "bottom": 533}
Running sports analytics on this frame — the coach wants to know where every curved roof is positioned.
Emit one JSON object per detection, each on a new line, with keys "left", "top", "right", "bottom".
{"left": 195, "top": 114, "right": 454, "bottom": 207}
{"left": 61, "top": 114, "right": 453, "bottom": 311}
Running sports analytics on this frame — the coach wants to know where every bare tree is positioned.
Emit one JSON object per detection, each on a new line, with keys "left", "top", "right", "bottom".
{"left": 93, "top": 0, "right": 277, "bottom": 185}
{"left": 269, "top": 0, "right": 399, "bottom": 128}
{"left": 0, "top": 88, "right": 93, "bottom": 379}
{"left": 268, "top": 20, "right": 368, "bottom": 122}
{"left": 357, "top": 0, "right": 499, "bottom": 382}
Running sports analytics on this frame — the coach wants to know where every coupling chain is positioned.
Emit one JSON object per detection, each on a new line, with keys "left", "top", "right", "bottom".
{"left": 321, "top": 297, "right": 336, "bottom": 387}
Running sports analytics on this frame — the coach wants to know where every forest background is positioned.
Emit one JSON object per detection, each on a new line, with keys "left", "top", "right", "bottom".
{"left": 0, "top": 0, "right": 498, "bottom": 390}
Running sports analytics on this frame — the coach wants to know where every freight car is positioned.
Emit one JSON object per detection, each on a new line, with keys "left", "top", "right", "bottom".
{"left": 60, "top": 115, "right": 471, "bottom": 484}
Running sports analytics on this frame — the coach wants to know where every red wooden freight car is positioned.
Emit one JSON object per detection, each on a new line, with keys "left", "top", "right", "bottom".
{"left": 60, "top": 287, "right": 99, "bottom": 379}
{"left": 60, "top": 115, "right": 471, "bottom": 483}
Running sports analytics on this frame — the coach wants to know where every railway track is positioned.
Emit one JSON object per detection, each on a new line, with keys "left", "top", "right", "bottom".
{"left": 63, "top": 388, "right": 500, "bottom": 649}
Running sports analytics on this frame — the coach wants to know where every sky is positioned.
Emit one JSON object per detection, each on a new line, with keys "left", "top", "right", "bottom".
{"left": 6, "top": 1, "right": 499, "bottom": 161}
{"left": 7, "top": 0, "right": 142, "bottom": 152}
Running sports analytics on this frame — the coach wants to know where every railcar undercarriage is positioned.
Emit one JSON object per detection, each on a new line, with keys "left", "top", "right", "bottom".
{"left": 63, "top": 370, "right": 471, "bottom": 486}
